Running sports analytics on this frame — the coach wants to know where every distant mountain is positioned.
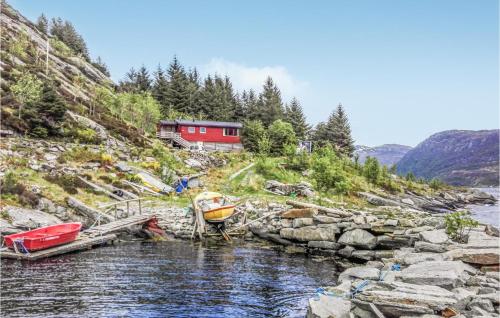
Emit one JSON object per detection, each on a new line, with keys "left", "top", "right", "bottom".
{"left": 397, "top": 130, "right": 499, "bottom": 186}
{"left": 355, "top": 144, "right": 412, "bottom": 167}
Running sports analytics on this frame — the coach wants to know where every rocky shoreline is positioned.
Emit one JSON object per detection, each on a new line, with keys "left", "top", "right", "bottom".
{"left": 1, "top": 137, "right": 499, "bottom": 318}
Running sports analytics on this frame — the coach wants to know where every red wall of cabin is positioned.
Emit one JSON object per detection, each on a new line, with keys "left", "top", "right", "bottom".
{"left": 174, "top": 125, "right": 241, "bottom": 143}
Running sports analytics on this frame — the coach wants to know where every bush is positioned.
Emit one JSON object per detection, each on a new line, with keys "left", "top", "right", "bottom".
{"left": 268, "top": 120, "right": 297, "bottom": 156}
{"left": 284, "top": 144, "right": 310, "bottom": 171}
{"left": 0, "top": 171, "right": 39, "bottom": 207}
{"left": 311, "top": 146, "right": 351, "bottom": 194}
{"left": 30, "top": 126, "right": 48, "bottom": 138}
{"left": 445, "top": 211, "right": 479, "bottom": 242}
{"left": 241, "top": 120, "right": 267, "bottom": 153}
{"left": 59, "top": 146, "right": 101, "bottom": 163}
{"left": 44, "top": 173, "right": 83, "bottom": 194}
{"left": 363, "top": 156, "right": 381, "bottom": 184}
{"left": 74, "top": 128, "right": 100, "bottom": 144}
{"left": 429, "top": 178, "right": 444, "bottom": 190}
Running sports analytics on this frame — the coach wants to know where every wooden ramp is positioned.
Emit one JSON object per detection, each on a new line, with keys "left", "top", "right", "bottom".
{"left": 0, "top": 214, "right": 156, "bottom": 261}
{"left": 0, "top": 234, "right": 117, "bottom": 260}
{"left": 84, "top": 214, "right": 155, "bottom": 237}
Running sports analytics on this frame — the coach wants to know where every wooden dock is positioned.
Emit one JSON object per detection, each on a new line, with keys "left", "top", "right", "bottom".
{"left": 0, "top": 214, "right": 156, "bottom": 261}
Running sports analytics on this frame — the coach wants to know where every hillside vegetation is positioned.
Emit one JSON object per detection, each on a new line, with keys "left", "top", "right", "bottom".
{"left": 397, "top": 130, "right": 499, "bottom": 186}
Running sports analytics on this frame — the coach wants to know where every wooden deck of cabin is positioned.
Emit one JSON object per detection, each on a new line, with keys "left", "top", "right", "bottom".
{"left": 1, "top": 214, "right": 156, "bottom": 261}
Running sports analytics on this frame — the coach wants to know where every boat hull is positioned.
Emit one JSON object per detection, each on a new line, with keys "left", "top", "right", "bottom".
{"left": 203, "top": 205, "right": 235, "bottom": 223}
{"left": 3, "top": 223, "right": 82, "bottom": 252}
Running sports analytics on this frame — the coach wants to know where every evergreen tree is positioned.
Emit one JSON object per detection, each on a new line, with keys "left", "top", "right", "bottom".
{"left": 186, "top": 68, "right": 202, "bottom": 116}
{"left": 311, "top": 122, "right": 329, "bottom": 148}
{"left": 36, "top": 14, "right": 48, "bottom": 34}
{"left": 242, "top": 89, "right": 259, "bottom": 121}
{"left": 152, "top": 65, "right": 169, "bottom": 108}
{"left": 50, "top": 18, "right": 89, "bottom": 59}
{"left": 199, "top": 75, "right": 217, "bottom": 119}
{"left": 285, "top": 97, "right": 310, "bottom": 140}
{"left": 256, "top": 77, "right": 284, "bottom": 126}
{"left": 164, "top": 56, "right": 190, "bottom": 115}
{"left": 135, "top": 65, "right": 151, "bottom": 92}
{"left": 325, "top": 103, "right": 355, "bottom": 157}
{"left": 23, "top": 82, "right": 67, "bottom": 137}
{"left": 232, "top": 93, "right": 246, "bottom": 122}
{"left": 91, "top": 56, "right": 110, "bottom": 77}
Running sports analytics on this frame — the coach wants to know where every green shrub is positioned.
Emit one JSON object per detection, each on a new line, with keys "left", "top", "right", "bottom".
{"left": 0, "top": 171, "right": 39, "bottom": 207}
{"left": 59, "top": 146, "right": 101, "bottom": 163}
{"left": 445, "top": 211, "right": 479, "bottom": 242}
{"left": 241, "top": 120, "right": 267, "bottom": 153}
{"left": 30, "top": 126, "right": 48, "bottom": 138}
{"left": 311, "top": 146, "right": 351, "bottom": 194}
{"left": 44, "top": 173, "right": 83, "bottom": 194}
{"left": 50, "top": 38, "right": 73, "bottom": 57}
{"left": 268, "top": 120, "right": 297, "bottom": 156}
{"left": 429, "top": 178, "right": 444, "bottom": 190}
{"left": 363, "top": 156, "right": 381, "bottom": 184}
{"left": 77, "top": 128, "right": 98, "bottom": 143}
{"left": 284, "top": 144, "right": 310, "bottom": 171}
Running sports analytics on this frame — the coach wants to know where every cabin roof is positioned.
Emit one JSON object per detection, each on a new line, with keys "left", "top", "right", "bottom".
{"left": 160, "top": 119, "right": 242, "bottom": 128}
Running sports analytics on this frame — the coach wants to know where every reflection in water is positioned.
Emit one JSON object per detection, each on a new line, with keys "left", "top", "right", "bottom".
{"left": 1, "top": 241, "right": 336, "bottom": 317}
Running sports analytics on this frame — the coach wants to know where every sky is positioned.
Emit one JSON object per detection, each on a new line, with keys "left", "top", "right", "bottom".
{"left": 11, "top": 0, "right": 499, "bottom": 146}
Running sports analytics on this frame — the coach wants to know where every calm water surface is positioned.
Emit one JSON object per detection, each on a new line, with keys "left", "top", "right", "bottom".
{"left": 468, "top": 187, "right": 500, "bottom": 227}
{"left": 1, "top": 241, "right": 336, "bottom": 318}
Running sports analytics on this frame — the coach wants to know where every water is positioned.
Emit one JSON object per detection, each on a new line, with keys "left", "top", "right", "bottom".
{"left": 1, "top": 241, "right": 336, "bottom": 318}
{"left": 468, "top": 187, "right": 500, "bottom": 227}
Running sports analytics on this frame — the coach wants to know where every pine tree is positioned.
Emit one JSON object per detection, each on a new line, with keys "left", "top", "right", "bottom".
{"left": 36, "top": 14, "right": 48, "bottom": 34}
{"left": 164, "top": 56, "right": 190, "bottom": 115}
{"left": 285, "top": 97, "right": 310, "bottom": 140}
{"left": 243, "top": 89, "right": 259, "bottom": 121}
{"left": 256, "top": 77, "right": 284, "bottom": 126}
{"left": 92, "top": 56, "right": 110, "bottom": 76}
{"left": 152, "top": 65, "right": 169, "bottom": 108}
{"left": 135, "top": 65, "right": 151, "bottom": 92}
{"left": 199, "top": 75, "right": 216, "bottom": 118}
{"left": 326, "top": 103, "right": 355, "bottom": 157}
{"left": 23, "top": 82, "right": 67, "bottom": 136}
{"left": 186, "top": 68, "right": 202, "bottom": 116}
{"left": 311, "top": 122, "right": 329, "bottom": 148}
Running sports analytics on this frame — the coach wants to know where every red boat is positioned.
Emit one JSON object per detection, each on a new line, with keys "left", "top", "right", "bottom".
{"left": 3, "top": 222, "right": 82, "bottom": 252}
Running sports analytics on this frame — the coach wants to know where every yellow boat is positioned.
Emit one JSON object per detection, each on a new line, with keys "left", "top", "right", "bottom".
{"left": 194, "top": 192, "right": 235, "bottom": 223}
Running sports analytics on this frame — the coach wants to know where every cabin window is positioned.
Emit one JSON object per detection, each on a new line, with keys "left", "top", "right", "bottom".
{"left": 188, "top": 127, "right": 196, "bottom": 133}
{"left": 200, "top": 127, "right": 206, "bottom": 134}
{"left": 223, "top": 128, "right": 239, "bottom": 136}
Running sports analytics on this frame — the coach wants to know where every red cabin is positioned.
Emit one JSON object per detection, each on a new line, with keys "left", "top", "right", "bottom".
{"left": 157, "top": 119, "right": 243, "bottom": 151}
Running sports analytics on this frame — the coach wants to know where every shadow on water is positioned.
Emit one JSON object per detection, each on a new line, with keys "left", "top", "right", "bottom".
{"left": 1, "top": 241, "right": 337, "bottom": 318}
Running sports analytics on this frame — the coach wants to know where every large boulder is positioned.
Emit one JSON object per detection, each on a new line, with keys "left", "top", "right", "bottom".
{"left": 338, "top": 229, "right": 377, "bottom": 249}
{"left": 448, "top": 248, "right": 500, "bottom": 265}
{"left": 419, "top": 229, "right": 449, "bottom": 244}
{"left": 401, "top": 261, "right": 475, "bottom": 289}
{"left": 2, "top": 206, "right": 61, "bottom": 229}
{"left": 338, "top": 266, "right": 380, "bottom": 283}
{"left": 306, "top": 294, "right": 351, "bottom": 318}
{"left": 280, "top": 226, "right": 338, "bottom": 242}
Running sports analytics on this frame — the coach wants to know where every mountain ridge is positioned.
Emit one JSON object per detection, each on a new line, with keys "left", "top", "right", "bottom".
{"left": 396, "top": 129, "right": 499, "bottom": 186}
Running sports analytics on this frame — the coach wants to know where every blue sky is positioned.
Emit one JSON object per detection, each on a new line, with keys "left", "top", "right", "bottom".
{"left": 11, "top": 0, "right": 499, "bottom": 146}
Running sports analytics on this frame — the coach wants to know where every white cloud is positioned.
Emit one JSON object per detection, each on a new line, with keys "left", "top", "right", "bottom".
{"left": 200, "top": 58, "right": 308, "bottom": 102}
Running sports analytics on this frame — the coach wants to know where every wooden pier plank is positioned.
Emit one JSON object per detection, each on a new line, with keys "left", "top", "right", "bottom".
{"left": 0, "top": 234, "right": 117, "bottom": 260}
{"left": 1, "top": 213, "right": 156, "bottom": 261}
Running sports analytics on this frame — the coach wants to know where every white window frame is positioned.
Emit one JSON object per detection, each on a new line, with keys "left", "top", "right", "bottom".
{"left": 223, "top": 128, "right": 239, "bottom": 136}
{"left": 188, "top": 127, "right": 196, "bottom": 134}
{"left": 200, "top": 127, "right": 206, "bottom": 134}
